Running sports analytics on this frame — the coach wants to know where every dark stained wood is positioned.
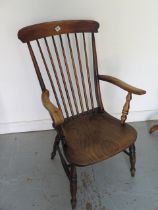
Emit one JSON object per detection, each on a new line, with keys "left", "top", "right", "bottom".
{"left": 18, "top": 20, "right": 146, "bottom": 210}
{"left": 59, "top": 35, "right": 78, "bottom": 115}
{"left": 51, "top": 36, "right": 75, "bottom": 116}
{"left": 123, "top": 149, "right": 130, "bottom": 156}
{"left": 82, "top": 33, "right": 94, "bottom": 110}
{"left": 70, "top": 165, "right": 77, "bottom": 209}
{"left": 75, "top": 33, "right": 89, "bottom": 110}
{"left": 44, "top": 37, "right": 69, "bottom": 117}
{"left": 67, "top": 34, "right": 84, "bottom": 112}
{"left": 92, "top": 33, "right": 104, "bottom": 110}
{"left": 51, "top": 133, "right": 61, "bottom": 159}
{"left": 18, "top": 20, "right": 99, "bottom": 43}
{"left": 36, "top": 39, "right": 61, "bottom": 110}
{"left": 27, "top": 42, "right": 46, "bottom": 91}
{"left": 129, "top": 144, "right": 136, "bottom": 177}
{"left": 58, "top": 146, "right": 71, "bottom": 180}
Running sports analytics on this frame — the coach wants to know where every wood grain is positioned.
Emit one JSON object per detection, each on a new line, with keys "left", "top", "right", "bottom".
{"left": 18, "top": 20, "right": 99, "bottom": 43}
{"left": 18, "top": 20, "right": 146, "bottom": 210}
{"left": 41, "top": 90, "right": 64, "bottom": 127}
{"left": 63, "top": 110, "right": 137, "bottom": 166}
{"left": 98, "top": 75, "right": 146, "bottom": 95}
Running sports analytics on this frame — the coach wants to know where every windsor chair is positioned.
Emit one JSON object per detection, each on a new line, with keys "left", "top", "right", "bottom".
{"left": 18, "top": 20, "right": 146, "bottom": 209}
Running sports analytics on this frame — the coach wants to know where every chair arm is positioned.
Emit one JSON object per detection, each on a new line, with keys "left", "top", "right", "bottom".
{"left": 98, "top": 75, "right": 146, "bottom": 95}
{"left": 41, "top": 90, "right": 64, "bottom": 127}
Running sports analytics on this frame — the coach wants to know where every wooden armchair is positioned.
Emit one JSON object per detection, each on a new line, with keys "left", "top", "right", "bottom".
{"left": 18, "top": 20, "right": 146, "bottom": 209}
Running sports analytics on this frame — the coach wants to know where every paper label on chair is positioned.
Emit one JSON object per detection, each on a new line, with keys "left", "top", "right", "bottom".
{"left": 55, "top": 26, "right": 61, "bottom": 32}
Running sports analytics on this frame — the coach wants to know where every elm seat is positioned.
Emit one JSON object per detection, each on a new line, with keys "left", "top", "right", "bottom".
{"left": 63, "top": 111, "right": 137, "bottom": 166}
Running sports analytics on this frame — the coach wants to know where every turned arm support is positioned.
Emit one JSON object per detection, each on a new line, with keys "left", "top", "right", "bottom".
{"left": 41, "top": 89, "right": 64, "bottom": 127}
{"left": 98, "top": 75, "right": 146, "bottom": 95}
{"left": 120, "top": 92, "right": 132, "bottom": 124}
{"left": 98, "top": 75, "right": 146, "bottom": 124}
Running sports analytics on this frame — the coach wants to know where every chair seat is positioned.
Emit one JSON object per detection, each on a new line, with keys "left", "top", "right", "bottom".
{"left": 62, "top": 111, "right": 137, "bottom": 166}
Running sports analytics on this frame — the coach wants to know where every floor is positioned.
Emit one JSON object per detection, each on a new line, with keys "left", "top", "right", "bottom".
{"left": 0, "top": 121, "right": 158, "bottom": 210}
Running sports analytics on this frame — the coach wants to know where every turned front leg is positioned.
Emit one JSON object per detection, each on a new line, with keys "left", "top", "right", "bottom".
{"left": 121, "top": 92, "right": 132, "bottom": 124}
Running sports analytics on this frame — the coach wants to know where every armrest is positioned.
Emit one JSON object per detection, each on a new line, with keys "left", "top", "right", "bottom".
{"left": 41, "top": 90, "right": 64, "bottom": 127}
{"left": 98, "top": 75, "right": 146, "bottom": 95}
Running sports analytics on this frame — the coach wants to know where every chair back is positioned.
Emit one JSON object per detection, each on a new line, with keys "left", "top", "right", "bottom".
{"left": 18, "top": 20, "right": 103, "bottom": 118}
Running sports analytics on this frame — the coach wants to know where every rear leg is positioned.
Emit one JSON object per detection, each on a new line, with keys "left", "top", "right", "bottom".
{"left": 70, "top": 165, "right": 77, "bottom": 209}
{"left": 51, "top": 134, "right": 60, "bottom": 159}
{"left": 129, "top": 144, "right": 136, "bottom": 177}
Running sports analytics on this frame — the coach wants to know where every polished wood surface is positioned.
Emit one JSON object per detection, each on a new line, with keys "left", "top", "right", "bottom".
{"left": 63, "top": 110, "right": 137, "bottom": 166}
{"left": 18, "top": 20, "right": 146, "bottom": 209}
{"left": 98, "top": 75, "right": 146, "bottom": 95}
{"left": 18, "top": 20, "right": 99, "bottom": 42}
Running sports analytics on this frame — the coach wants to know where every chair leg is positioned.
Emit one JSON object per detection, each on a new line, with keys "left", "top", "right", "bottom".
{"left": 70, "top": 165, "right": 77, "bottom": 209}
{"left": 129, "top": 144, "right": 136, "bottom": 177}
{"left": 149, "top": 124, "right": 158, "bottom": 134}
{"left": 51, "top": 134, "right": 60, "bottom": 159}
